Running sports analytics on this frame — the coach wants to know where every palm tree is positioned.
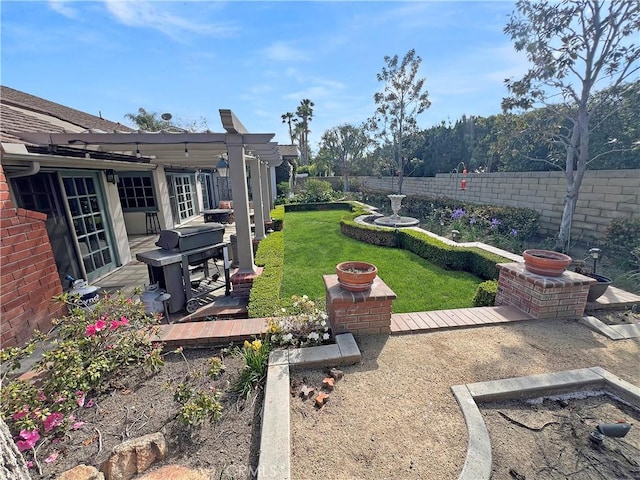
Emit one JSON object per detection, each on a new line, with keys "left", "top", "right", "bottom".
{"left": 281, "top": 112, "right": 297, "bottom": 144}
{"left": 296, "top": 99, "right": 314, "bottom": 164}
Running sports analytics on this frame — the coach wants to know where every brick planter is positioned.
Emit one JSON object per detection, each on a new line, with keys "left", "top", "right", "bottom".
{"left": 495, "top": 262, "right": 595, "bottom": 319}
{"left": 324, "top": 274, "right": 397, "bottom": 335}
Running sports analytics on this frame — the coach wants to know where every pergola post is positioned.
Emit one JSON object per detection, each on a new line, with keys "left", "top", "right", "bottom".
{"left": 249, "top": 157, "right": 265, "bottom": 240}
{"left": 226, "top": 135, "right": 256, "bottom": 274}
{"left": 260, "top": 161, "right": 272, "bottom": 223}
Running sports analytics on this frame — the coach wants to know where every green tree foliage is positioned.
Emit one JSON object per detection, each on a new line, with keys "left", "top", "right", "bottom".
{"left": 502, "top": 0, "right": 640, "bottom": 251}
{"left": 124, "top": 108, "right": 208, "bottom": 132}
{"left": 318, "top": 124, "right": 371, "bottom": 190}
{"left": 370, "top": 49, "right": 431, "bottom": 193}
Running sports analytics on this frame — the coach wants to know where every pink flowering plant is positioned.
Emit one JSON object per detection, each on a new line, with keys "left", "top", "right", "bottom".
{"left": 266, "top": 295, "right": 332, "bottom": 348}
{"left": 0, "top": 289, "right": 164, "bottom": 471}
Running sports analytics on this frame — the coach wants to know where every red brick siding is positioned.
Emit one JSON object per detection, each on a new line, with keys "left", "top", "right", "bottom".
{"left": 0, "top": 164, "right": 65, "bottom": 348}
{"left": 495, "top": 263, "right": 593, "bottom": 319}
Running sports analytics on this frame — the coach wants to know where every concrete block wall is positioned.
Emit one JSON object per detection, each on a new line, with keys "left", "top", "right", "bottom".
{"left": 355, "top": 169, "right": 640, "bottom": 241}
{"left": 0, "top": 164, "right": 66, "bottom": 347}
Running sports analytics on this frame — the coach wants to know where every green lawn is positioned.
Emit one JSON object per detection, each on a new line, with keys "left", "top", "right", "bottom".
{"left": 281, "top": 210, "right": 482, "bottom": 313}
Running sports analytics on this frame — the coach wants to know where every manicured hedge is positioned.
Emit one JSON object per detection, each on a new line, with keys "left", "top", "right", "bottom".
{"left": 248, "top": 229, "right": 284, "bottom": 318}
{"left": 473, "top": 280, "right": 498, "bottom": 306}
{"left": 284, "top": 201, "right": 353, "bottom": 212}
{"left": 340, "top": 210, "right": 510, "bottom": 280}
{"left": 271, "top": 205, "right": 285, "bottom": 231}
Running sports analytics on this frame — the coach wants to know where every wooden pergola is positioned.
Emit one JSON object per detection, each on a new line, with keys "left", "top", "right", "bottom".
{"left": 15, "top": 109, "right": 283, "bottom": 275}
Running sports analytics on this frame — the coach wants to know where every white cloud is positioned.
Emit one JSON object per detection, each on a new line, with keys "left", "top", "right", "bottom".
{"left": 103, "top": 0, "right": 236, "bottom": 40}
{"left": 47, "top": 0, "right": 78, "bottom": 19}
{"left": 261, "top": 42, "right": 307, "bottom": 62}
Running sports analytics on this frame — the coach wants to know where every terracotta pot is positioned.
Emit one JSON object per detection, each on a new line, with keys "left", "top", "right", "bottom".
{"left": 336, "top": 261, "right": 378, "bottom": 292}
{"left": 586, "top": 273, "right": 612, "bottom": 302}
{"left": 523, "top": 249, "right": 572, "bottom": 277}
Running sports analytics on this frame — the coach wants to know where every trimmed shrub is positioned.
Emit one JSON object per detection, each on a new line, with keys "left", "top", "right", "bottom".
{"left": 271, "top": 205, "right": 285, "bottom": 231}
{"left": 473, "top": 280, "right": 498, "bottom": 307}
{"left": 284, "top": 202, "right": 353, "bottom": 212}
{"left": 248, "top": 230, "right": 284, "bottom": 318}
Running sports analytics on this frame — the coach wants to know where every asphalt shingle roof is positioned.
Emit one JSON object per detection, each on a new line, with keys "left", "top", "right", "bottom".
{"left": 1, "top": 85, "right": 133, "bottom": 144}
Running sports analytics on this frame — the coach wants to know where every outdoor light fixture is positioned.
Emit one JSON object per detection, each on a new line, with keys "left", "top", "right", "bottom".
{"left": 216, "top": 156, "right": 229, "bottom": 177}
{"left": 451, "top": 229, "right": 461, "bottom": 242}
{"left": 105, "top": 169, "right": 119, "bottom": 185}
{"left": 589, "top": 247, "right": 602, "bottom": 274}
{"left": 135, "top": 144, "right": 141, "bottom": 158}
{"left": 184, "top": 143, "right": 189, "bottom": 158}
{"left": 85, "top": 151, "right": 90, "bottom": 159}
{"left": 589, "top": 422, "right": 632, "bottom": 446}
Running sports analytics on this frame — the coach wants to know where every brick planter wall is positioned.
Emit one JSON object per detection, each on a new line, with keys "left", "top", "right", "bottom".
{"left": 495, "top": 262, "right": 595, "bottom": 319}
{"left": 230, "top": 267, "right": 264, "bottom": 298}
{"left": 0, "top": 165, "right": 65, "bottom": 347}
{"left": 324, "top": 275, "right": 397, "bottom": 335}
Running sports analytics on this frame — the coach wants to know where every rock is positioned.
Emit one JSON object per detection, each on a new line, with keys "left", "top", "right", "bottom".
{"left": 136, "top": 465, "right": 210, "bottom": 480}
{"left": 58, "top": 464, "right": 105, "bottom": 480}
{"left": 328, "top": 368, "right": 344, "bottom": 381}
{"left": 100, "top": 432, "right": 167, "bottom": 480}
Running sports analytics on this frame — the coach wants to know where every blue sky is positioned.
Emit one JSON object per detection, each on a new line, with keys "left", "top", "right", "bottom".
{"left": 1, "top": 1, "right": 529, "bottom": 150}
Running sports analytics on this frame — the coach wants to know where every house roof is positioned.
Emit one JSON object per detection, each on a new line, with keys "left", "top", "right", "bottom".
{"left": 278, "top": 144, "right": 299, "bottom": 159}
{"left": 1, "top": 85, "right": 133, "bottom": 144}
{"left": 2, "top": 87, "right": 282, "bottom": 168}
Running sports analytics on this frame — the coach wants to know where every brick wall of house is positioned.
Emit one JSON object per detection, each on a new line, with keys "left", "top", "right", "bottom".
{"left": 353, "top": 169, "right": 640, "bottom": 240}
{"left": 0, "top": 164, "right": 66, "bottom": 348}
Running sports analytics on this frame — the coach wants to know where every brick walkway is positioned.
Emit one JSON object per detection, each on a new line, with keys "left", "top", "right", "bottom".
{"left": 155, "top": 305, "right": 536, "bottom": 348}
{"left": 154, "top": 285, "right": 640, "bottom": 347}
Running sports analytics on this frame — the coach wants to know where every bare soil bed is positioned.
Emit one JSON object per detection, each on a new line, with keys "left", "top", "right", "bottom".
{"left": 588, "top": 306, "right": 640, "bottom": 326}
{"left": 290, "top": 317, "right": 640, "bottom": 480}
{"left": 481, "top": 394, "right": 640, "bottom": 479}
{"left": 27, "top": 347, "right": 262, "bottom": 480}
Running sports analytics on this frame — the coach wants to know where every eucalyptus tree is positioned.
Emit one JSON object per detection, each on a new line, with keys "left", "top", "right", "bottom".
{"left": 370, "top": 49, "right": 431, "bottom": 193}
{"left": 503, "top": 0, "right": 640, "bottom": 252}
{"left": 319, "top": 124, "right": 371, "bottom": 191}
{"left": 296, "top": 99, "right": 315, "bottom": 165}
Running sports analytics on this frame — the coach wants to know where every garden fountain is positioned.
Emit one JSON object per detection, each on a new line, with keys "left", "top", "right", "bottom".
{"left": 374, "top": 194, "right": 419, "bottom": 228}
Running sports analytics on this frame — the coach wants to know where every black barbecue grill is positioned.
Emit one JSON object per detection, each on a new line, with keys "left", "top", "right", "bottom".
{"left": 136, "top": 224, "right": 230, "bottom": 314}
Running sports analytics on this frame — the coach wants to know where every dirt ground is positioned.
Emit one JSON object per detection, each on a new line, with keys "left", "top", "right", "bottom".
{"left": 26, "top": 348, "right": 262, "bottom": 480}
{"left": 482, "top": 394, "right": 640, "bottom": 479}
{"left": 290, "top": 315, "right": 640, "bottom": 480}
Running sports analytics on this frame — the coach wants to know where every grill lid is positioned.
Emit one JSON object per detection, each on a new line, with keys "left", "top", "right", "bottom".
{"left": 155, "top": 224, "right": 225, "bottom": 252}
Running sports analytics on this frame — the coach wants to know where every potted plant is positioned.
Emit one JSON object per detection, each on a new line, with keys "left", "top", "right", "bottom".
{"left": 572, "top": 249, "right": 612, "bottom": 302}
{"left": 522, "top": 249, "right": 572, "bottom": 277}
{"left": 336, "top": 261, "right": 378, "bottom": 292}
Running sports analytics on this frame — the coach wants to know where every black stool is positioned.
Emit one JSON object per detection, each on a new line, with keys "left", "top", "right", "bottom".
{"left": 145, "top": 212, "right": 161, "bottom": 234}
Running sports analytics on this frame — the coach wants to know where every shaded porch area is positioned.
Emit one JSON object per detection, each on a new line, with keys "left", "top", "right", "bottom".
{"left": 93, "top": 215, "right": 249, "bottom": 323}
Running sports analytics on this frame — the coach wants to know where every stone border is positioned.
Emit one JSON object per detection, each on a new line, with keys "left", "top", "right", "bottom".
{"left": 256, "top": 334, "right": 361, "bottom": 480}
{"left": 451, "top": 367, "right": 640, "bottom": 480}
{"left": 580, "top": 315, "right": 640, "bottom": 340}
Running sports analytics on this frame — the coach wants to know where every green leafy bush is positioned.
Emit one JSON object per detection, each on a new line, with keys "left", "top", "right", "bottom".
{"left": 473, "top": 280, "right": 498, "bottom": 306}
{"left": 0, "top": 291, "right": 164, "bottom": 457}
{"left": 299, "top": 178, "right": 335, "bottom": 203}
{"left": 605, "top": 218, "right": 640, "bottom": 259}
{"left": 276, "top": 181, "right": 290, "bottom": 197}
{"left": 233, "top": 339, "right": 271, "bottom": 398}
